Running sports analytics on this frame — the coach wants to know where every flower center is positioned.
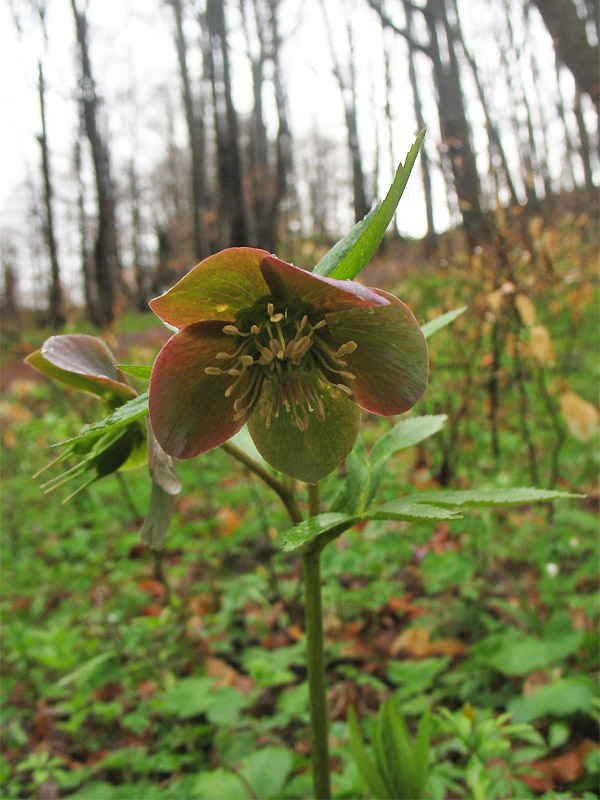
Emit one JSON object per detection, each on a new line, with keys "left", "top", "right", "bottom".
{"left": 204, "top": 300, "right": 357, "bottom": 431}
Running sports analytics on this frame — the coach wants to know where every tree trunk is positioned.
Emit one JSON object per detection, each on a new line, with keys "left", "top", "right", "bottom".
{"left": 74, "top": 125, "right": 101, "bottom": 327}
{"left": 71, "top": 0, "right": 121, "bottom": 326}
{"left": 320, "top": 1, "right": 369, "bottom": 223}
{"left": 424, "top": 0, "right": 489, "bottom": 244}
{"left": 267, "top": 0, "right": 294, "bottom": 251}
{"left": 168, "top": 0, "right": 207, "bottom": 261}
{"left": 530, "top": 0, "right": 599, "bottom": 109}
{"left": 37, "top": 61, "right": 65, "bottom": 328}
{"left": 404, "top": 2, "right": 437, "bottom": 247}
{"left": 449, "top": 0, "right": 519, "bottom": 208}
{"left": 204, "top": 0, "right": 249, "bottom": 247}
{"left": 129, "top": 158, "right": 148, "bottom": 311}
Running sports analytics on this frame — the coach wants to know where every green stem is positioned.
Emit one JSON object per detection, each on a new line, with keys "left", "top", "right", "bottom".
{"left": 303, "top": 480, "right": 331, "bottom": 799}
{"left": 302, "top": 548, "right": 331, "bottom": 798}
{"left": 308, "top": 481, "right": 321, "bottom": 517}
{"left": 222, "top": 441, "right": 303, "bottom": 524}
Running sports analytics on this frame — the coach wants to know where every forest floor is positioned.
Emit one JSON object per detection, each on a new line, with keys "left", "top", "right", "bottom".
{"left": 1, "top": 210, "right": 599, "bottom": 799}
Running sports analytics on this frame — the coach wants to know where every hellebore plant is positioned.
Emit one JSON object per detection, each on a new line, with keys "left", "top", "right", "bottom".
{"left": 25, "top": 334, "right": 181, "bottom": 547}
{"left": 26, "top": 134, "right": 580, "bottom": 799}
{"left": 148, "top": 248, "right": 428, "bottom": 483}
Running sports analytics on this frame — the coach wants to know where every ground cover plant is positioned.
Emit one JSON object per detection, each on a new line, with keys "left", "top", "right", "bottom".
{"left": 1, "top": 147, "right": 598, "bottom": 798}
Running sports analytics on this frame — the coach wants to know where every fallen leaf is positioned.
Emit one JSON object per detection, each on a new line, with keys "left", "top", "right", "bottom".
{"left": 559, "top": 391, "right": 599, "bottom": 442}
{"left": 391, "top": 627, "right": 466, "bottom": 658}
{"left": 529, "top": 325, "right": 555, "bottom": 366}
{"left": 515, "top": 294, "right": 536, "bottom": 327}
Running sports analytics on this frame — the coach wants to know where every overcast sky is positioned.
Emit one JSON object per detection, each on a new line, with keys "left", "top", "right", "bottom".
{"left": 0, "top": 0, "right": 588, "bottom": 305}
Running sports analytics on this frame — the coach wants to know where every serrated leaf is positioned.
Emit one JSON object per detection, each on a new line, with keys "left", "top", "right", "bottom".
{"left": 421, "top": 306, "right": 467, "bottom": 339}
{"left": 323, "top": 132, "right": 425, "bottom": 281}
{"left": 54, "top": 392, "right": 149, "bottom": 448}
{"left": 281, "top": 501, "right": 462, "bottom": 552}
{"left": 116, "top": 364, "right": 153, "bottom": 379}
{"left": 282, "top": 513, "right": 355, "bottom": 552}
{"left": 409, "top": 487, "right": 583, "bottom": 507}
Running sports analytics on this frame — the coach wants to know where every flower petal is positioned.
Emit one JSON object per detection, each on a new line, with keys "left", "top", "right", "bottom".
{"left": 150, "top": 247, "right": 271, "bottom": 329}
{"left": 260, "top": 255, "right": 389, "bottom": 314}
{"left": 247, "top": 377, "right": 360, "bottom": 483}
{"left": 25, "top": 334, "right": 135, "bottom": 403}
{"left": 326, "top": 293, "right": 428, "bottom": 415}
{"left": 149, "top": 322, "right": 246, "bottom": 458}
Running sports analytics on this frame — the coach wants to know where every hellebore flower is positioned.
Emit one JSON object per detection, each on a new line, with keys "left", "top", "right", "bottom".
{"left": 148, "top": 248, "right": 428, "bottom": 483}
{"left": 26, "top": 334, "right": 180, "bottom": 547}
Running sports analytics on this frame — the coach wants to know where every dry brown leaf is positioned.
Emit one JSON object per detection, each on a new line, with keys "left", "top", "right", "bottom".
{"left": 560, "top": 390, "right": 599, "bottom": 442}
{"left": 515, "top": 294, "right": 536, "bottom": 327}
{"left": 391, "top": 627, "right": 466, "bottom": 658}
{"left": 528, "top": 325, "right": 555, "bottom": 366}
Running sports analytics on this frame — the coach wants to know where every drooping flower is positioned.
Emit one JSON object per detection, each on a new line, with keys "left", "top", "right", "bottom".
{"left": 25, "top": 334, "right": 180, "bottom": 547}
{"left": 148, "top": 248, "right": 428, "bottom": 483}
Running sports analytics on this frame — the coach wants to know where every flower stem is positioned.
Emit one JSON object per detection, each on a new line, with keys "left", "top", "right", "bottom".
{"left": 221, "top": 441, "right": 303, "bottom": 524}
{"left": 303, "top": 480, "right": 331, "bottom": 799}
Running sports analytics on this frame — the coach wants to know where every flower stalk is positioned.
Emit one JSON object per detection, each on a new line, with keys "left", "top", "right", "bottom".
{"left": 302, "top": 541, "right": 331, "bottom": 799}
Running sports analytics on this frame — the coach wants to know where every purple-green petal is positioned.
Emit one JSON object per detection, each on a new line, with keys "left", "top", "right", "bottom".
{"left": 150, "top": 247, "right": 271, "bottom": 329}
{"left": 148, "top": 322, "right": 246, "bottom": 459}
{"left": 247, "top": 377, "right": 360, "bottom": 483}
{"left": 326, "top": 293, "right": 428, "bottom": 416}
{"left": 25, "top": 334, "right": 135, "bottom": 403}
{"left": 260, "top": 255, "right": 389, "bottom": 314}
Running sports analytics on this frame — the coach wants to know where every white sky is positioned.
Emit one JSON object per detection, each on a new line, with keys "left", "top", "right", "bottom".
{"left": 0, "top": 0, "right": 592, "bottom": 304}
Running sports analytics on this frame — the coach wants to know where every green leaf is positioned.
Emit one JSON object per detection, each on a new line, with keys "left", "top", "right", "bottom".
{"left": 371, "top": 415, "right": 447, "bottom": 464}
{"left": 380, "top": 701, "right": 414, "bottom": 797}
{"left": 348, "top": 706, "right": 393, "bottom": 799}
{"left": 313, "top": 203, "right": 381, "bottom": 277}
{"left": 421, "top": 306, "right": 468, "bottom": 339}
{"left": 192, "top": 769, "right": 250, "bottom": 800}
{"left": 160, "top": 677, "right": 216, "bottom": 719}
{"left": 412, "top": 711, "right": 431, "bottom": 798}
{"left": 477, "top": 614, "right": 584, "bottom": 676}
{"left": 322, "top": 132, "right": 425, "bottom": 281}
{"left": 409, "top": 487, "right": 583, "bottom": 507}
{"left": 54, "top": 652, "right": 115, "bottom": 688}
{"left": 508, "top": 677, "right": 596, "bottom": 723}
{"left": 239, "top": 747, "right": 294, "bottom": 800}
{"left": 329, "top": 435, "right": 370, "bottom": 513}
{"left": 116, "top": 364, "right": 153, "bottom": 379}
{"left": 54, "top": 392, "right": 149, "bottom": 448}
{"left": 281, "top": 501, "right": 462, "bottom": 552}
{"left": 333, "top": 418, "right": 446, "bottom": 515}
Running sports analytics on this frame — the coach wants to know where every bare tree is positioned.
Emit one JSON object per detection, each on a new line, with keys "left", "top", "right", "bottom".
{"left": 202, "top": 0, "right": 249, "bottom": 247}
{"left": 370, "top": 0, "right": 488, "bottom": 244}
{"left": 37, "top": 60, "right": 65, "bottom": 327}
{"left": 167, "top": 0, "right": 208, "bottom": 261}
{"left": 320, "top": 1, "right": 370, "bottom": 223}
{"left": 71, "top": 0, "right": 122, "bottom": 325}
{"left": 529, "top": 0, "right": 599, "bottom": 109}
{"left": 404, "top": 1, "right": 437, "bottom": 246}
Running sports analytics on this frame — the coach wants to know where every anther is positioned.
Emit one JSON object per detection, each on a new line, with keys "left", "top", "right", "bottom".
{"left": 205, "top": 367, "right": 223, "bottom": 375}
{"left": 239, "top": 355, "right": 254, "bottom": 367}
{"left": 222, "top": 325, "right": 239, "bottom": 335}
{"left": 336, "top": 383, "right": 353, "bottom": 396}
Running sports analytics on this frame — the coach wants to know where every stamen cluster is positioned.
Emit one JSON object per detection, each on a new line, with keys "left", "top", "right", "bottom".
{"left": 205, "top": 301, "right": 357, "bottom": 431}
